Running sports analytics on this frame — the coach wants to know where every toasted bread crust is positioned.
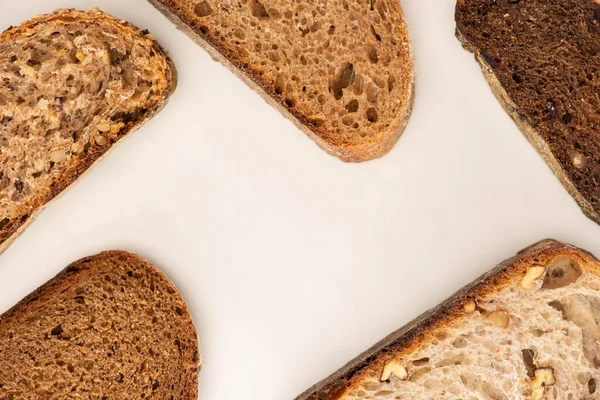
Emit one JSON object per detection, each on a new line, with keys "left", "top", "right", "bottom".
{"left": 149, "top": 0, "right": 414, "bottom": 162}
{"left": 0, "top": 9, "right": 177, "bottom": 255}
{"left": 0, "top": 250, "right": 200, "bottom": 399}
{"left": 295, "top": 240, "right": 598, "bottom": 400}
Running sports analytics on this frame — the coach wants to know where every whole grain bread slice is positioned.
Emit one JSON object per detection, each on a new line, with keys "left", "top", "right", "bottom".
{"left": 0, "top": 9, "right": 176, "bottom": 255}
{"left": 149, "top": 0, "right": 414, "bottom": 162}
{"left": 296, "top": 240, "right": 600, "bottom": 400}
{"left": 455, "top": 0, "right": 600, "bottom": 226}
{"left": 0, "top": 250, "right": 200, "bottom": 399}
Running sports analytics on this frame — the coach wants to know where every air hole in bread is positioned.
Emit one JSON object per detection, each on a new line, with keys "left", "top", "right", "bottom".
{"left": 370, "top": 25, "right": 382, "bottom": 42}
{"left": 251, "top": 0, "right": 269, "bottom": 19}
{"left": 512, "top": 72, "right": 523, "bottom": 84}
{"left": 367, "top": 108, "right": 378, "bottom": 123}
{"left": 542, "top": 257, "right": 582, "bottom": 289}
{"left": 50, "top": 324, "right": 63, "bottom": 336}
{"left": 194, "top": 1, "right": 213, "bottom": 17}
{"left": 452, "top": 335, "right": 468, "bottom": 348}
{"left": 522, "top": 349, "right": 536, "bottom": 378}
{"left": 388, "top": 75, "right": 395, "bottom": 92}
{"left": 413, "top": 357, "right": 429, "bottom": 366}
{"left": 330, "top": 62, "right": 354, "bottom": 100}
{"left": 368, "top": 48, "right": 379, "bottom": 64}
{"left": 346, "top": 99, "right": 359, "bottom": 113}
{"left": 409, "top": 367, "right": 431, "bottom": 382}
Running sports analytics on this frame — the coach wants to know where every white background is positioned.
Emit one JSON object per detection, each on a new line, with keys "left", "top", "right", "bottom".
{"left": 1, "top": 1, "right": 599, "bottom": 399}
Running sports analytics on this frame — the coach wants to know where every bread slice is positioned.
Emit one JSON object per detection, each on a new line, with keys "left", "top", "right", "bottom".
{"left": 0, "top": 251, "right": 199, "bottom": 399}
{"left": 296, "top": 240, "right": 600, "bottom": 400}
{"left": 455, "top": 1, "right": 600, "bottom": 226}
{"left": 149, "top": 0, "right": 414, "bottom": 162}
{"left": 0, "top": 9, "right": 176, "bottom": 255}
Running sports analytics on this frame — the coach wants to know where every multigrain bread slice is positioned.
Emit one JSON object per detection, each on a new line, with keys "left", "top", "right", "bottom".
{"left": 0, "top": 251, "right": 200, "bottom": 399}
{"left": 296, "top": 240, "right": 600, "bottom": 400}
{"left": 149, "top": 0, "right": 414, "bottom": 162}
{"left": 0, "top": 9, "right": 176, "bottom": 255}
{"left": 455, "top": 0, "right": 600, "bottom": 226}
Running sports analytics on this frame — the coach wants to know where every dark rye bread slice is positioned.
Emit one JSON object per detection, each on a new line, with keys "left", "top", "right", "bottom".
{"left": 0, "top": 9, "right": 176, "bottom": 255}
{"left": 149, "top": 0, "right": 414, "bottom": 162}
{"left": 0, "top": 251, "right": 200, "bottom": 399}
{"left": 455, "top": 0, "right": 600, "bottom": 226}
{"left": 296, "top": 240, "right": 600, "bottom": 400}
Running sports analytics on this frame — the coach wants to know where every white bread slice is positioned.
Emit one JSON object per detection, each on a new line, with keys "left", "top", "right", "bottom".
{"left": 297, "top": 240, "right": 600, "bottom": 400}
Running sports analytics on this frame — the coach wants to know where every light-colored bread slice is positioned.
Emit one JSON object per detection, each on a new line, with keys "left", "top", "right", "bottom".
{"left": 296, "top": 240, "right": 600, "bottom": 400}
{"left": 149, "top": 0, "right": 414, "bottom": 162}
{"left": 0, "top": 251, "right": 200, "bottom": 399}
{"left": 0, "top": 9, "right": 176, "bottom": 255}
{"left": 455, "top": 0, "right": 600, "bottom": 226}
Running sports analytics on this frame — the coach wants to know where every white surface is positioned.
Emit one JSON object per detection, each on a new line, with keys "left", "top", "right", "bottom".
{"left": 1, "top": 1, "right": 599, "bottom": 399}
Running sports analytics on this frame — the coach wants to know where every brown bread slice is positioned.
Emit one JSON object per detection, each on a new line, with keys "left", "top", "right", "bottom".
{"left": 149, "top": 0, "right": 414, "bottom": 162}
{"left": 0, "top": 9, "right": 176, "bottom": 255}
{"left": 296, "top": 240, "right": 600, "bottom": 400}
{"left": 0, "top": 251, "right": 200, "bottom": 399}
{"left": 455, "top": 0, "right": 600, "bottom": 226}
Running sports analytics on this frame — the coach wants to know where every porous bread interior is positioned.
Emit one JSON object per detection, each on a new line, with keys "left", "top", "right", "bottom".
{"left": 154, "top": 0, "right": 413, "bottom": 156}
{"left": 0, "top": 9, "right": 171, "bottom": 231}
{"left": 341, "top": 253, "right": 600, "bottom": 399}
{"left": 455, "top": 0, "right": 600, "bottom": 222}
{"left": 0, "top": 251, "right": 199, "bottom": 399}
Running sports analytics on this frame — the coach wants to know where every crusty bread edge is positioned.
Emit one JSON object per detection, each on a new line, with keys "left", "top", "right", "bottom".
{"left": 0, "top": 250, "right": 201, "bottom": 398}
{"left": 147, "top": 0, "right": 415, "bottom": 163}
{"left": 454, "top": 27, "right": 600, "bottom": 225}
{"left": 0, "top": 9, "right": 178, "bottom": 256}
{"left": 294, "top": 239, "right": 599, "bottom": 400}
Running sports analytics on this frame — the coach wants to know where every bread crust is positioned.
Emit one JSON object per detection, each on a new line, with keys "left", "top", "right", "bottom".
{"left": 0, "top": 9, "right": 177, "bottom": 255}
{"left": 295, "top": 239, "right": 598, "bottom": 400}
{"left": 148, "top": 0, "right": 415, "bottom": 162}
{"left": 0, "top": 250, "right": 200, "bottom": 399}
{"left": 456, "top": 0, "right": 600, "bottom": 224}
{"left": 454, "top": 27, "right": 599, "bottom": 224}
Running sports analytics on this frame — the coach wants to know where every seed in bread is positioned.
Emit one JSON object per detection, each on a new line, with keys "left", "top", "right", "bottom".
{"left": 0, "top": 8, "right": 176, "bottom": 255}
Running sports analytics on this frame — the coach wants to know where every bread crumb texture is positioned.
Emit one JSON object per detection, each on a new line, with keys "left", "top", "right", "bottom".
{"left": 0, "top": 9, "right": 174, "bottom": 248}
{"left": 152, "top": 0, "right": 413, "bottom": 161}
{"left": 0, "top": 251, "right": 199, "bottom": 399}
{"left": 456, "top": 0, "right": 600, "bottom": 220}
{"left": 339, "top": 248, "right": 600, "bottom": 399}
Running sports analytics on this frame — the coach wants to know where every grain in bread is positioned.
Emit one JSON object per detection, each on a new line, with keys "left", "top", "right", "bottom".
{"left": 455, "top": 0, "right": 600, "bottom": 226}
{"left": 149, "top": 0, "right": 414, "bottom": 162}
{"left": 0, "top": 251, "right": 199, "bottom": 399}
{"left": 0, "top": 9, "right": 176, "bottom": 255}
{"left": 296, "top": 240, "right": 600, "bottom": 400}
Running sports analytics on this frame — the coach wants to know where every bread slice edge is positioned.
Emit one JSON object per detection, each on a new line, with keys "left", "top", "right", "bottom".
{"left": 454, "top": 25, "right": 599, "bottom": 225}
{"left": 294, "top": 239, "right": 597, "bottom": 400}
{"left": 0, "top": 9, "right": 178, "bottom": 256}
{"left": 0, "top": 250, "right": 199, "bottom": 365}
{"left": 0, "top": 250, "right": 200, "bottom": 398}
{"left": 148, "top": 0, "right": 415, "bottom": 162}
